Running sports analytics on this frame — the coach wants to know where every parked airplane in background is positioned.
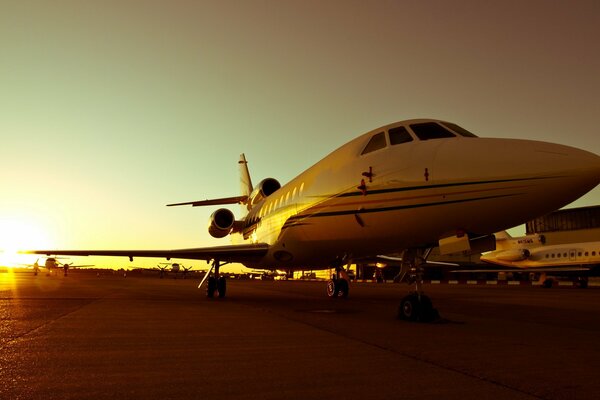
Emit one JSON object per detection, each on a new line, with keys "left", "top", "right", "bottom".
{"left": 25, "top": 257, "right": 94, "bottom": 276}
{"left": 155, "top": 262, "right": 195, "bottom": 279}
{"left": 25, "top": 119, "right": 600, "bottom": 321}
{"left": 478, "top": 231, "right": 600, "bottom": 287}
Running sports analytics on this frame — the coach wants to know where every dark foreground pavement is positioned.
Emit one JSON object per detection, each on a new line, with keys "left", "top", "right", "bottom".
{"left": 2, "top": 271, "right": 600, "bottom": 400}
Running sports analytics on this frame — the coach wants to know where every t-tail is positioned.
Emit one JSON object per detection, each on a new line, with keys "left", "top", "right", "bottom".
{"left": 239, "top": 153, "right": 253, "bottom": 215}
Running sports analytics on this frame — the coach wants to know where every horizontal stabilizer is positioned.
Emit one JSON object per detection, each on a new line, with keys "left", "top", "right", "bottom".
{"left": 167, "top": 196, "right": 247, "bottom": 207}
{"left": 21, "top": 243, "right": 269, "bottom": 264}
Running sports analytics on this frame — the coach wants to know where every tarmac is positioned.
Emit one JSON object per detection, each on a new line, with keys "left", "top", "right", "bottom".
{"left": 2, "top": 270, "right": 600, "bottom": 400}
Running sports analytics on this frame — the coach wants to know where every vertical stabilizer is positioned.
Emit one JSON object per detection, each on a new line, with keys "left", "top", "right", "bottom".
{"left": 494, "top": 231, "right": 512, "bottom": 240}
{"left": 239, "top": 153, "right": 253, "bottom": 213}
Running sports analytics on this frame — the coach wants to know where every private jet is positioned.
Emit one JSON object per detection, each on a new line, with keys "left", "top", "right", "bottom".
{"left": 25, "top": 119, "right": 600, "bottom": 321}
{"left": 478, "top": 231, "right": 600, "bottom": 287}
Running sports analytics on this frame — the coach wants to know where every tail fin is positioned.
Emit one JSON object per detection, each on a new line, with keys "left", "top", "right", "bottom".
{"left": 239, "top": 154, "right": 253, "bottom": 214}
{"left": 494, "top": 231, "right": 512, "bottom": 240}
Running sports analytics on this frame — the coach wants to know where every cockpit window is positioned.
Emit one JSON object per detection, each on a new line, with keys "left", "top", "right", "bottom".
{"left": 388, "top": 126, "right": 413, "bottom": 145}
{"left": 410, "top": 122, "right": 456, "bottom": 140}
{"left": 440, "top": 122, "right": 478, "bottom": 138}
{"left": 361, "top": 132, "right": 386, "bottom": 155}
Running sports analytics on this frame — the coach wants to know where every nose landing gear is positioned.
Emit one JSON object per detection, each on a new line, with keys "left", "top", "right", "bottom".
{"left": 326, "top": 263, "right": 350, "bottom": 298}
{"left": 397, "top": 248, "right": 439, "bottom": 322}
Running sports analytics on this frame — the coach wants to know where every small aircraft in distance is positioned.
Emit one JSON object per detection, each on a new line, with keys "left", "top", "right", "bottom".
{"left": 155, "top": 262, "right": 195, "bottom": 279}
{"left": 474, "top": 231, "right": 600, "bottom": 288}
{"left": 247, "top": 269, "right": 288, "bottom": 280}
{"left": 25, "top": 257, "right": 94, "bottom": 276}
{"left": 25, "top": 118, "right": 600, "bottom": 321}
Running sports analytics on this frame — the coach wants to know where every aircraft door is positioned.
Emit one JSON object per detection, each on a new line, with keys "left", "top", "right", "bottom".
{"left": 569, "top": 249, "right": 577, "bottom": 261}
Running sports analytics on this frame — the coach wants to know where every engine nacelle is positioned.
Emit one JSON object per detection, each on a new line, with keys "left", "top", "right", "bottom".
{"left": 496, "top": 249, "right": 530, "bottom": 262}
{"left": 208, "top": 208, "right": 236, "bottom": 238}
{"left": 249, "top": 178, "right": 281, "bottom": 206}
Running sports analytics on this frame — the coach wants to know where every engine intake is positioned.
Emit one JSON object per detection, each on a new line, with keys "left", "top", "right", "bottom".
{"left": 496, "top": 249, "right": 530, "bottom": 262}
{"left": 249, "top": 178, "right": 281, "bottom": 206}
{"left": 208, "top": 208, "right": 236, "bottom": 238}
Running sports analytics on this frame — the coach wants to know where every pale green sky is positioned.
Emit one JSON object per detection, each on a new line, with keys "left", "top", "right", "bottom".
{"left": 1, "top": 0, "right": 599, "bottom": 269}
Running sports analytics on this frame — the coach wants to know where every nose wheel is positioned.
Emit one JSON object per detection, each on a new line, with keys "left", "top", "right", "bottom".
{"left": 397, "top": 248, "right": 440, "bottom": 322}
{"left": 326, "top": 264, "right": 350, "bottom": 298}
{"left": 326, "top": 278, "right": 349, "bottom": 297}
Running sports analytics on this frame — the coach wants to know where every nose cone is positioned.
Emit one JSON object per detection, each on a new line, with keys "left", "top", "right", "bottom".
{"left": 483, "top": 139, "right": 600, "bottom": 216}
{"left": 529, "top": 141, "right": 600, "bottom": 192}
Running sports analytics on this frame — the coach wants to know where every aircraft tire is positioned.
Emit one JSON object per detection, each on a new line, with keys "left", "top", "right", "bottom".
{"left": 217, "top": 277, "right": 227, "bottom": 298}
{"left": 326, "top": 279, "right": 338, "bottom": 297}
{"left": 336, "top": 279, "right": 349, "bottom": 298}
{"left": 207, "top": 277, "right": 216, "bottom": 298}
{"left": 418, "top": 295, "right": 439, "bottom": 322}
{"left": 398, "top": 294, "right": 420, "bottom": 321}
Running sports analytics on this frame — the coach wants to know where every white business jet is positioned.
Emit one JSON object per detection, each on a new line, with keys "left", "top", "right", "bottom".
{"left": 25, "top": 119, "right": 600, "bottom": 321}
{"left": 479, "top": 231, "right": 600, "bottom": 287}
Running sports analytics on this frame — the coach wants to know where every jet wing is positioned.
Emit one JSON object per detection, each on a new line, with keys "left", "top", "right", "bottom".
{"left": 22, "top": 243, "right": 270, "bottom": 264}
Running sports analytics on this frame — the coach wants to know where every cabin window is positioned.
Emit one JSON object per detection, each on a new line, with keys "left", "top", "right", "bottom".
{"left": 593, "top": 251, "right": 597, "bottom": 256}
{"left": 585, "top": 252, "right": 589, "bottom": 256}
{"left": 563, "top": 253, "right": 567, "bottom": 258}
{"left": 545, "top": 254, "right": 549, "bottom": 258}
{"left": 388, "top": 126, "right": 413, "bottom": 145}
{"left": 440, "top": 122, "right": 478, "bottom": 138}
{"left": 557, "top": 253, "right": 561, "bottom": 258}
{"left": 410, "top": 122, "right": 456, "bottom": 140}
{"left": 361, "top": 132, "right": 386, "bottom": 155}
{"left": 578, "top": 252, "right": 582, "bottom": 257}
{"left": 551, "top": 254, "right": 555, "bottom": 258}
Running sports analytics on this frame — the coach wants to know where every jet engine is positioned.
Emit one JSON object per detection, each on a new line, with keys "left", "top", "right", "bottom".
{"left": 208, "top": 208, "right": 236, "bottom": 238}
{"left": 248, "top": 178, "right": 281, "bottom": 206}
{"left": 496, "top": 249, "right": 530, "bottom": 262}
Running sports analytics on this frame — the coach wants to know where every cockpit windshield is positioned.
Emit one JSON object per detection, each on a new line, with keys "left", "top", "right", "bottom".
{"left": 410, "top": 122, "right": 456, "bottom": 140}
{"left": 440, "top": 122, "right": 478, "bottom": 137}
{"left": 361, "top": 131, "right": 386, "bottom": 155}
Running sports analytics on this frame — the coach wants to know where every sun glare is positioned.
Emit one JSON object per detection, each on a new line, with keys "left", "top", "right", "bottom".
{"left": 0, "top": 217, "right": 53, "bottom": 266}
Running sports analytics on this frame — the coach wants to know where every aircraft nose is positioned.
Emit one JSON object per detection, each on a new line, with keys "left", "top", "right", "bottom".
{"left": 541, "top": 142, "right": 600, "bottom": 180}
{"left": 530, "top": 141, "right": 600, "bottom": 199}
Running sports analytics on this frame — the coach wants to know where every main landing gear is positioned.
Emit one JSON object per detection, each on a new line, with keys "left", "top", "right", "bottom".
{"left": 200, "top": 260, "right": 227, "bottom": 298}
{"left": 397, "top": 248, "right": 439, "bottom": 322}
{"left": 326, "top": 264, "right": 350, "bottom": 298}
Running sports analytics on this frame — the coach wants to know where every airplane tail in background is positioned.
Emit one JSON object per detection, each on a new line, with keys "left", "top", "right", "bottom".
{"left": 239, "top": 153, "right": 253, "bottom": 214}
{"left": 494, "top": 231, "right": 512, "bottom": 240}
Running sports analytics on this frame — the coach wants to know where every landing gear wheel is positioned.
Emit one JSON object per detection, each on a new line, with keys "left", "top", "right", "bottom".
{"left": 398, "top": 293, "right": 438, "bottom": 322}
{"left": 217, "top": 277, "right": 227, "bottom": 298}
{"left": 337, "top": 279, "right": 349, "bottom": 298}
{"left": 326, "top": 279, "right": 337, "bottom": 297}
{"left": 542, "top": 279, "right": 553, "bottom": 289}
{"left": 207, "top": 277, "right": 217, "bottom": 298}
{"left": 399, "top": 294, "right": 420, "bottom": 321}
{"left": 326, "top": 279, "right": 349, "bottom": 298}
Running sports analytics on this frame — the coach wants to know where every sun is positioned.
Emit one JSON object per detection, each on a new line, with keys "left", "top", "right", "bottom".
{"left": 0, "top": 217, "right": 53, "bottom": 266}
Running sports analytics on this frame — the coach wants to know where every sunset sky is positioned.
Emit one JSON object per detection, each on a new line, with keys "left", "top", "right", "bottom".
{"left": 1, "top": 0, "right": 599, "bottom": 270}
